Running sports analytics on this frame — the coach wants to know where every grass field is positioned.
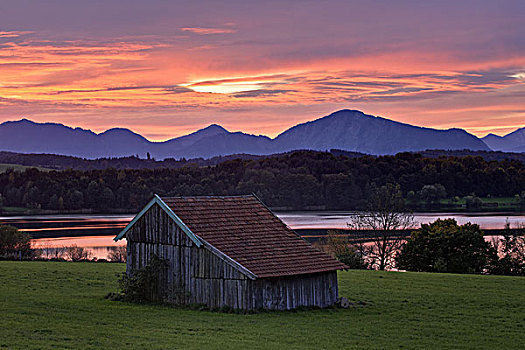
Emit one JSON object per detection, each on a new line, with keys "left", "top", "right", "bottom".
{"left": 437, "top": 196, "right": 522, "bottom": 210}
{"left": 1, "top": 261, "right": 524, "bottom": 349}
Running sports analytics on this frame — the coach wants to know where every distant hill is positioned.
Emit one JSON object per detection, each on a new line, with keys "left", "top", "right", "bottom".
{"left": 0, "top": 119, "right": 150, "bottom": 159}
{"left": 482, "top": 128, "right": 525, "bottom": 152}
{"left": 0, "top": 119, "right": 273, "bottom": 160}
{"left": 0, "top": 110, "right": 508, "bottom": 159}
{"left": 1, "top": 149, "right": 523, "bottom": 172}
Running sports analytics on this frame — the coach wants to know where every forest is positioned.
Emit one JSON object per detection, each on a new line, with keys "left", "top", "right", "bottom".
{"left": 0, "top": 150, "right": 524, "bottom": 212}
{"left": 1, "top": 149, "right": 525, "bottom": 171}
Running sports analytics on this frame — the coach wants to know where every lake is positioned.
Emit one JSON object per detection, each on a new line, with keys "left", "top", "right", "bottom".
{"left": 1, "top": 211, "right": 523, "bottom": 260}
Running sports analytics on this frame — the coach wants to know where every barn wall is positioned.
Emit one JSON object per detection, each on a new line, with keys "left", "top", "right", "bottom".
{"left": 126, "top": 204, "right": 339, "bottom": 310}
{"left": 250, "top": 271, "right": 338, "bottom": 310}
{"left": 127, "top": 204, "right": 251, "bottom": 309}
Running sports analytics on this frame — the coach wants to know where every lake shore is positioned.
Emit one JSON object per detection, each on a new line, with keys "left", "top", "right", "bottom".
{"left": 2, "top": 211, "right": 524, "bottom": 239}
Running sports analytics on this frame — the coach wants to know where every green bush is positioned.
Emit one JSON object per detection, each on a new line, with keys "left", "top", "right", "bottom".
{"left": 117, "top": 255, "right": 168, "bottom": 303}
{"left": 114, "top": 255, "right": 192, "bottom": 304}
{"left": 396, "top": 219, "right": 497, "bottom": 274}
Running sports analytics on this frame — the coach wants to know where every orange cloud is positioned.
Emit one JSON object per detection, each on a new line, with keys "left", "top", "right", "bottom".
{"left": 180, "top": 27, "right": 236, "bottom": 35}
{"left": 0, "top": 24, "right": 524, "bottom": 141}
{"left": 0, "top": 30, "right": 32, "bottom": 38}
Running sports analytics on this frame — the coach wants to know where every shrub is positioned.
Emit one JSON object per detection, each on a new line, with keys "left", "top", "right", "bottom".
{"left": 317, "top": 230, "right": 368, "bottom": 269}
{"left": 64, "top": 245, "right": 91, "bottom": 261}
{"left": 108, "top": 246, "right": 127, "bottom": 262}
{"left": 464, "top": 195, "right": 482, "bottom": 210}
{"left": 0, "top": 225, "right": 32, "bottom": 258}
{"left": 117, "top": 255, "right": 169, "bottom": 303}
{"left": 335, "top": 248, "right": 369, "bottom": 270}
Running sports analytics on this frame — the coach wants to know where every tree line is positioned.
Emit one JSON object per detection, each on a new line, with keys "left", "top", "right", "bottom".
{"left": 0, "top": 151, "right": 524, "bottom": 212}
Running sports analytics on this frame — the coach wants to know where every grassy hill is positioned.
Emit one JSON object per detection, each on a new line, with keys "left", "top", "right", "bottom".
{"left": 1, "top": 261, "right": 524, "bottom": 349}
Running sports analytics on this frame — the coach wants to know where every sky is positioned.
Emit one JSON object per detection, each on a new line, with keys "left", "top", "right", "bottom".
{"left": 0, "top": 0, "right": 524, "bottom": 140}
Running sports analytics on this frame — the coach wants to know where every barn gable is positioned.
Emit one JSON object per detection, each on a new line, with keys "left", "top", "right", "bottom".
{"left": 115, "top": 194, "right": 201, "bottom": 247}
{"left": 117, "top": 195, "right": 256, "bottom": 280}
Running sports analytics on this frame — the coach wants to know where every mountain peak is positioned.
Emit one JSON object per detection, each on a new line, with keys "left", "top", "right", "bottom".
{"left": 326, "top": 109, "right": 369, "bottom": 119}
{"left": 274, "top": 109, "right": 489, "bottom": 154}
{"left": 19, "top": 118, "right": 35, "bottom": 124}
{"left": 203, "top": 123, "right": 228, "bottom": 132}
{"left": 482, "top": 133, "right": 501, "bottom": 139}
{"left": 1, "top": 118, "right": 36, "bottom": 126}
{"left": 100, "top": 127, "right": 138, "bottom": 135}
{"left": 193, "top": 123, "right": 229, "bottom": 136}
{"left": 482, "top": 127, "right": 525, "bottom": 151}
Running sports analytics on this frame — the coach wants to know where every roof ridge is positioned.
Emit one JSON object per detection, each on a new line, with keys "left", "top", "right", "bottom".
{"left": 161, "top": 195, "right": 255, "bottom": 199}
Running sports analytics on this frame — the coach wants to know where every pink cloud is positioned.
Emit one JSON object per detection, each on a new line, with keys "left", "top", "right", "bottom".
{"left": 180, "top": 27, "right": 236, "bottom": 35}
{"left": 0, "top": 30, "right": 32, "bottom": 38}
{"left": 0, "top": 1, "right": 524, "bottom": 140}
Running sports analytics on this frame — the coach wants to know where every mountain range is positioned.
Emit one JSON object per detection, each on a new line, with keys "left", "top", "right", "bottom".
{"left": 481, "top": 128, "right": 525, "bottom": 152}
{"left": 0, "top": 109, "right": 521, "bottom": 159}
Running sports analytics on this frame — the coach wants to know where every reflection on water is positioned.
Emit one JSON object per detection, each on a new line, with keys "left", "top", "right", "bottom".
{"left": 0, "top": 211, "right": 523, "bottom": 260}
{"left": 31, "top": 235, "right": 126, "bottom": 260}
{"left": 0, "top": 214, "right": 132, "bottom": 237}
{"left": 276, "top": 211, "right": 525, "bottom": 229}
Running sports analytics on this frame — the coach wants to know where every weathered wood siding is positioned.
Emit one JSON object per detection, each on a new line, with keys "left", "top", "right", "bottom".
{"left": 126, "top": 203, "right": 339, "bottom": 310}
{"left": 249, "top": 271, "right": 338, "bottom": 310}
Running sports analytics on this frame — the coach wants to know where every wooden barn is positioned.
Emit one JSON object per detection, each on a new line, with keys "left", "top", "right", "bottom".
{"left": 114, "top": 194, "right": 347, "bottom": 310}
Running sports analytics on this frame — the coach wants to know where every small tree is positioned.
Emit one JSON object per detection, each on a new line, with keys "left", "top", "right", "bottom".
{"left": 418, "top": 184, "right": 447, "bottom": 206}
{"left": 318, "top": 230, "right": 368, "bottom": 269}
{"left": 491, "top": 222, "right": 525, "bottom": 276}
{"left": 397, "top": 219, "right": 497, "bottom": 274}
{"left": 464, "top": 195, "right": 482, "bottom": 210}
{"left": 348, "top": 184, "right": 414, "bottom": 270}
{"left": 0, "top": 225, "right": 32, "bottom": 258}
{"left": 64, "top": 245, "right": 91, "bottom": 261}
{"left": 108, "top": 246, "right": 127, "bottom": 263}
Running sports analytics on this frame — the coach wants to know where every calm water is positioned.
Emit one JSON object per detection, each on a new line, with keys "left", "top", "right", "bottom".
{"left": 1, "top": 211, "right": 523, "bottom": 260}
{"left": 277, "top": 211, "right": 525, "bottom": 230}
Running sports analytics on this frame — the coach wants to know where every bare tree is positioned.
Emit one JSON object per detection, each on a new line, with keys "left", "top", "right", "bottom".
{"left": 34, "top": 242, "right": 54, "bottom": 259}
{"left": 108, "top": 246, "right": 127, "bottom": 262}
{"left": 64, "top": 245, "right": 91, "bottom": 261}
{"left": 348, "top": 183, "right": 415, "bottom": 270}
{"left": 492, "top": 221, "right": 525, "bottom": 275}
{"left": 51, "top": 246, "right": 66, "bottom": 260}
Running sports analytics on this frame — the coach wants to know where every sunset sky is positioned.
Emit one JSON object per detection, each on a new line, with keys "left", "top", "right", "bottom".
{"left": 0, "top": 0, "right": 524, "bottom": 140}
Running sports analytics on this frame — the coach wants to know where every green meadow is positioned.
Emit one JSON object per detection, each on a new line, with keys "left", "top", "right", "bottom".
{"left": 0, "top": 261, "right": 523, "bottom": 349}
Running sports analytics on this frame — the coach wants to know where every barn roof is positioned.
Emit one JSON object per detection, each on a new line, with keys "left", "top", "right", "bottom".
{"left": 116, "top": 194, "right": 346, "bottom": 278}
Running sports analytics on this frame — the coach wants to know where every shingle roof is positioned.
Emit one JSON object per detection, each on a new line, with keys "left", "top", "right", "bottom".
{"left": 161, "top": 195, "right": 347, "bottom": 278}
